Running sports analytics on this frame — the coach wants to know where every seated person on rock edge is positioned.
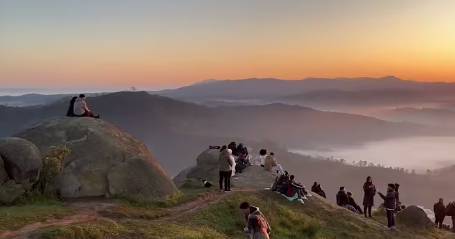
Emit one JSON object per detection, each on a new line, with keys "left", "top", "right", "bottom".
{"left": 271, "top": 171, "right": 289, "bottom": 191}
{"left": 236, "top": 143, "right": 248, "bottom": 158}
{"left": 73, "top": 94, "right": 100, "bottom": 118}
{"left": 228, "top": 142, "right": 237, "bottom": 156}
{"left": 347, "top": 191, "right": 363, "bottom": 214}
{"left": 259, "top": 149, "right": 267, "bottom": 167}
{"left": 336, "top": 187, "right": 358, "bottom": 213}
{"left": 235, "top": 153, "right": 250, "bottom": 173}
{"left": 264, "top": 152, "right": 284, "bottom": 175}
{"left": 311, "top": 182, "right": 327, "bottom": 198}
{"left": 66, "top": 96, "right": 77, "bottom": 117}
{"left": 240, "top": 202, "right": 271, "bottom": 239}
{"left": 286, "top": 175, "right": 310, "bottom": 203}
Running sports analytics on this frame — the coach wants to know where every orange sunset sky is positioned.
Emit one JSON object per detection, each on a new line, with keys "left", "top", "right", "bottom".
{"left": 1, "top": 0, "right": 455, "bottom": 89}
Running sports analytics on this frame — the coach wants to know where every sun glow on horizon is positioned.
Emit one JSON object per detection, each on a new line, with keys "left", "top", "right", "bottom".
{"left": 1, "top": 0, "right": 454, "bottom": 88}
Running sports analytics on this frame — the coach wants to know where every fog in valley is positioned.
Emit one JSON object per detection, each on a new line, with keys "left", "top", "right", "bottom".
{"left": 291, "top": 136, "right": 455, "bottom": 173}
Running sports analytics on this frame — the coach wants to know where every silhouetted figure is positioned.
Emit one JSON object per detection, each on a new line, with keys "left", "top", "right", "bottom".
{"left": 394, "top": 183, "right": 401, "bottom": 213}
{"left": 434, "top": 198, "right": 446, "bottom": 229}
{"left": 336, "top": 187, "right": 349, "bottom": 207}
{"left": 363, "top": 176, "right": 377, "bottom": 218}
{"left": 446, "top": 202, "right": 455, "bottom": 232}
{"left": 347, "top": 191, "right": 363, "bottom": 214}
{"left": 259, "top": 149, "right": 267, "bottom": 167}
{"left": 66, "top": 96, "right": 77, "bottom": 117}
{"left": 317, "top": 184, "right": 327, "bottom": 198}
{"left": 73, "top": 94, "right": 99, "bottom": 118}
{"left": 236, "top": 143, "right": 248, "bottom": 157}
{"left": 311, "top": 182, "right": 319, "bottom": 194}
{"left": 228, "top": 142, "right": 237, "bottom": 156}
{"left": 378, "top": 183, "right": 397, "bottom": 230}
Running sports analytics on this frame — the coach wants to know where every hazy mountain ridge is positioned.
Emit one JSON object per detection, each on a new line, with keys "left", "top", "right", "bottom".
{"left": 372, "top": 107, "right": 455, "bottom": 127}
{"left": 155, "top": 76, "right": 455, "bottom": 100}
{"left": 1, "top": 91, "right": 453, "bottom": 175}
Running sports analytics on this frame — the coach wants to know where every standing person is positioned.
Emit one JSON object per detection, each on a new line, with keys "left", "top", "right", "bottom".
{"left": 219, "top": 146, "right": 234, "bottom": 192}
{"left": 378, "top": 184, "right": 397, "bottom": 230}
{"left": 434, "top": 198, "right": 446, "bottom": 229}
{"left": 363, "top": 176, "right": 377, "bottom": 218}
{"left": 73, "top": 94, "right": 100, "bottom": 118}
{"left": 240, "top": 202, "right": 271, "bottom": 239}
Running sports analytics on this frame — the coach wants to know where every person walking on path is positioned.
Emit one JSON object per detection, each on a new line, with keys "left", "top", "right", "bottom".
{"left": 363, "top": 176, "right": 376, "bottom": 218}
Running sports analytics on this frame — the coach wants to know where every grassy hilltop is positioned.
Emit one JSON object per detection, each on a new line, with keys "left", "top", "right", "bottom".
{"left": 1, "top": 180, "right": 454, "bottom": 239}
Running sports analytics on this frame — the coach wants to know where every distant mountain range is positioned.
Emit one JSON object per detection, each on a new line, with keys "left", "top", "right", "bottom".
{"left": 1, "top": 91, "right": 453, "bottom": 175}
{"left": 371, "top": 107, "right": 455, "bottom": 127}
{"left": 155, "top": 76, "right": 455, "bottom": 101}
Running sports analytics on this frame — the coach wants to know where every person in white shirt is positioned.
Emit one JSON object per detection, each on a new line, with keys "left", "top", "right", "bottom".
{"left": 73, "top": 94, "right": 99, "bottom": 118}
{"left": 259, "top": 149, "right": 267, "bottom": 167}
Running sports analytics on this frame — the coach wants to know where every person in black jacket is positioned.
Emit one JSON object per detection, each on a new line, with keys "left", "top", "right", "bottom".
{"left": 228, "top": 142, "right": 237, "bottom": 156}
{"left": 363, "top": 176, "right": 377, "bottom": 218}
{"left": 347, "top": 191, "right": 363, "bottom": 214}
{"left": 336, "top": 187, "right": 349, "bottom": 207}
{"left": 434, "top": 198, "right": 446, "bottom": 229}
{"left": 378, "top": 183, "right": 397, "bottom": 230}
{"left": 66, "top": 96, "right": 77, "bottom": 117}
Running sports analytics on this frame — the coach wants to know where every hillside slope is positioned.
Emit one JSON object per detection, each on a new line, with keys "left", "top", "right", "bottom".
{"left": 1, "top": 179, "right": 453, "bottom": 239}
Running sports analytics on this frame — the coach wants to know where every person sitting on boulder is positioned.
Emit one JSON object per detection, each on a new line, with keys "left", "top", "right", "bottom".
{"left": 259, "top": 149, "right": 267, "bottom": 167}
{"left": 311, "top": 182, "right": 319, "bottom": 194}
{"left": 434, "top": 198, "right": 446, "bottom": 229}
{"left": 347, "top": 191, "right": 363, "bottom": 214}
{"left": 337, "top": 187, "right": 357, "bottom": 213}
{"left": 218, "top": 145, "right": 234, "bottom": 192}
{"left": 240, "top": 202, "right": 271, "bottom": 239}
{"left": 264, "top": 152, "right": 284, "bottom": 175}
{"left": 73, "top": 94, "right": 99, "bottom": 118}
{"left": 66, "top": 96, "right": 77, "bottom": 117}
{"left": 228, "top": 142, "right": 237, "bottom": 156}
{"left": 378, "top": 183, "right": 397, "bottom": 230}
{"left": 236, "top": 143, "right": 248, "bottom": 157}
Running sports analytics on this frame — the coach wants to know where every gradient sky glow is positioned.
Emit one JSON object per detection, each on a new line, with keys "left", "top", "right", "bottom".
{"left": 1, "top": 0, "right": 455, "bottom": 88}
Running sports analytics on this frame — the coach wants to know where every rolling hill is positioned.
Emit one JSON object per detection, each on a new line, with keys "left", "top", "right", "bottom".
{"left": 1, "top": 91, "right": 454, "bottom": 175}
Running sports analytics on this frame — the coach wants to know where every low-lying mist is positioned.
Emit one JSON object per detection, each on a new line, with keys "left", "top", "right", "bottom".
{"left": 291, "top": 136, "right": 455, "bottom": 172}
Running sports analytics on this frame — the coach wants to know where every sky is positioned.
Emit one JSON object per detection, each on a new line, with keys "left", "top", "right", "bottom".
{"left": 1, "top": 0, "right": 455, "bottom": 89}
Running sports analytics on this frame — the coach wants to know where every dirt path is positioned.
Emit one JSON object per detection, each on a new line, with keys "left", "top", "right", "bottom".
{"left": 0, "top": 201, "right": 117, "bottom": 239}
{"left": 0, "top": 189, "right": 258, "bottom": 239}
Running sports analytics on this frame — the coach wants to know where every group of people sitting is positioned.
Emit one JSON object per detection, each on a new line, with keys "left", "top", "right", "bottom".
{"left": 270, "top": 171, "right": 312, "bottom": 204}
{"left": 259, "top": 149, "right": 284, "bottom": 175}
{"left": 311, "top": 182, "right": 327, "bottom": 198}
{"left": 434, "top": 199, "right": 455, "bottom": 232}
{"left": 66, "top": 94, "right": 100, "bottom": 118}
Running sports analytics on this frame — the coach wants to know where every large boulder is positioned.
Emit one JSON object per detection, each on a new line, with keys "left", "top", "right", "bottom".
{"left": 0, "top": 137, "right": 42, "bottom": 188}
{"left": 396, "top": 205, "right": 433, "bottom": 227}
{"left": 187, "top": 149, "right": 221, "bottom": 180}
{"left": 15, "top": 117, "right": 177, "bottom": 200}
{"left": 0, "top": 180, "right": 26, "bottom": 204}
{"left": 0, "top": 156, "right": 7, "bottom": 184}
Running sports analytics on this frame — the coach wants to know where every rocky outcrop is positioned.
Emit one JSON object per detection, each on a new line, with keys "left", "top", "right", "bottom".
{"left": 15, "top": 117, "right": 177, "bottom": 200}
{"left": 0, "top": 180, "right": 26, "bottom": 204}
{"left": 0, "top": 137, "right": 42, "bottom": 188}
{"left": 186, "top": 149, "right": 221, "bottom": 180}
{"left": 107, "top": 157, "right": 177, "bottom": 200}
{"left": 0, "top": 156, "right": 7, "bottom": 184}
{"left": 396, "top": 205, "right": 433, "bottom": 227}
{"left": 172, "top": 164, "right": 196, "bottom": 187}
